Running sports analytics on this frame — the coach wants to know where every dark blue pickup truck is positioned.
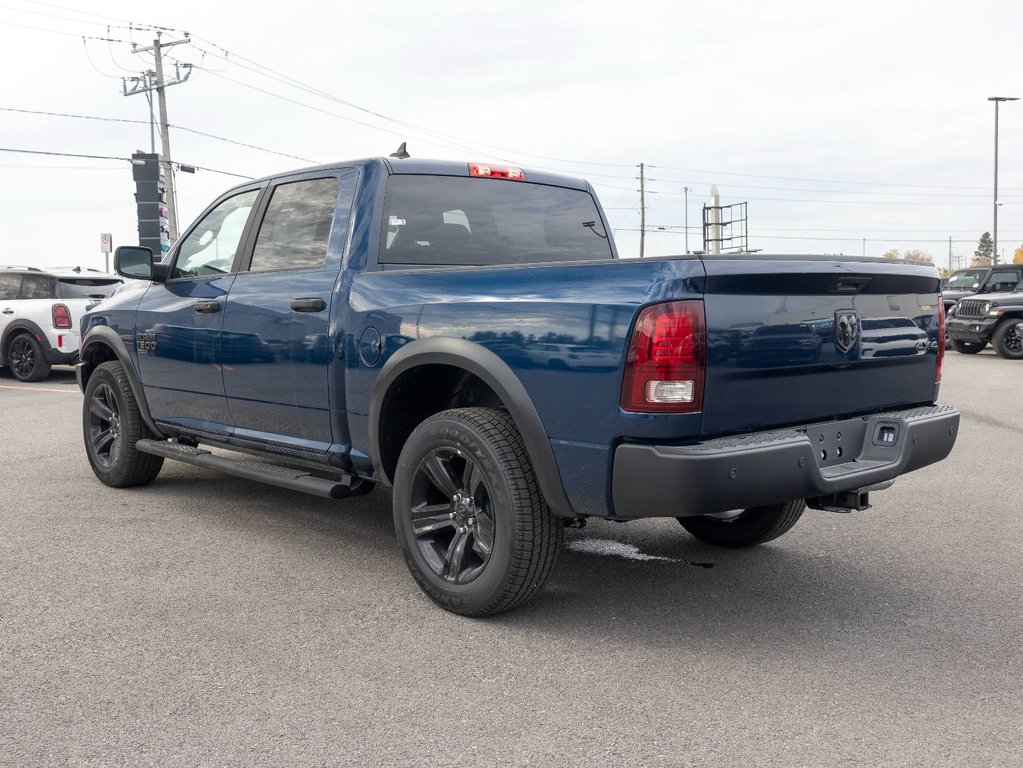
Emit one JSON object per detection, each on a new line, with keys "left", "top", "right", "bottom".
{"left": 78, "top": 156, "right": 959, "bottom": 616}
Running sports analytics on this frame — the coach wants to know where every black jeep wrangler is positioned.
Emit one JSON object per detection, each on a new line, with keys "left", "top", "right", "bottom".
{"left": 946, "top": 270, "right": 1023, "bottom": 359}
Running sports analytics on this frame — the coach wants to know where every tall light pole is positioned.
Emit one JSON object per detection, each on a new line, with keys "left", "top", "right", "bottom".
{"left": 988, "top": 96, "right": 1019, "bottom": 266}
{"left": 682, "top": 186, "right": 690, "bottom": 253}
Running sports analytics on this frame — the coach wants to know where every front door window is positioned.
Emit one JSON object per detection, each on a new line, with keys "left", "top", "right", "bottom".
{"left": 172, "top": 189, "right": 259, "bottom": 279}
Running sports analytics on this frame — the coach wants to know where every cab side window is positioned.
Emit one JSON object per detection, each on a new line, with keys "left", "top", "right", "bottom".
{"left": 249, "top": 178, "right": 340, "bottom": 273}
{"left": 172, "top": 189, "right": 260, "bottom": 280}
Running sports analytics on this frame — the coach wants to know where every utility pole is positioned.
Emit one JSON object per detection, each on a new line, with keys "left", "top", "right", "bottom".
{"left": 948, "top": 236, "right": 952, "bottom": 273}
{"left": 988, "top": 96, "right": 1020, "bottom": 267}
{"left": 124, "top": 33, "right": 192, "bottom": 242}
{"left": 639, "top": 163, "right": 646, "bottom": 258}
{"left": 682, "top": 186, "right": 690, "bottom": 254}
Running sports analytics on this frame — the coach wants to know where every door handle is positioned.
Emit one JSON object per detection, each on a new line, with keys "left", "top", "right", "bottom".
{"left": 1, "top": 308, "right": 13, "bottom": 315}
{"left": 291, "top": 297, "right": 326, "bottom": 313}
{"left": 194, "top": 300, "right": 221, "bottom": 314}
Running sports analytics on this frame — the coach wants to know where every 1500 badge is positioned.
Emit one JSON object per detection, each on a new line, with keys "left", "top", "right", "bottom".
{"left": 136, "top": 332, "right": 157, "bottom": 354}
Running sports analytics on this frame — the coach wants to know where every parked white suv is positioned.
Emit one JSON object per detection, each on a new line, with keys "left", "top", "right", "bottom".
{"left": 0, "top": 267, "right": 122, "bottom": 381}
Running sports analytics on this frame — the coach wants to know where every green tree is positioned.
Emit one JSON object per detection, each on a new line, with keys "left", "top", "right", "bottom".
{"left": 881, "top": 248, "right": 900, "bottom": 260}
{"left": 973, "top": 232, "right": 994, "bottom": 266}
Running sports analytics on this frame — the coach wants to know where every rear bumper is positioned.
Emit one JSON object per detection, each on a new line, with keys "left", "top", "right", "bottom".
{"left": 611, "top": 405, "right": 959, "bottom": 518}
{"left": 44, "top": 332, "right": 80, "bottom": 365}
{"left": 947, "top": 316, "right": 997, "bottom": 344}
{"left": 44, "top": 349, "right": 78, "bottom": 366}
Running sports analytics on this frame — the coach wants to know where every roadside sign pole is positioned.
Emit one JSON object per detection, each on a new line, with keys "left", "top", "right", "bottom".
{"left": 100, "top": 232, "right": 113, "bottom": 273}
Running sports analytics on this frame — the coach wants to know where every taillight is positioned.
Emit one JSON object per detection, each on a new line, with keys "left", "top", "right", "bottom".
{"left": 936, "top": 302, "right": 945, "bottom": 383}
{"left": 52, "top": 303, "right": 72, "bottom": 329}
{"left": 621, "top": 300, "right": 705, "bottom": 413}
{"left": 469, "top": 163, "right": 525, "bottom": 180}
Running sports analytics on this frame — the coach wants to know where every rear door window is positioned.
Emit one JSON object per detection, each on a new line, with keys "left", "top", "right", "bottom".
{"left": 379, "top": 175, "right": 613, "bottom": 266}
{"left": 249, "top": 177, "right": 340, "bottom": 273}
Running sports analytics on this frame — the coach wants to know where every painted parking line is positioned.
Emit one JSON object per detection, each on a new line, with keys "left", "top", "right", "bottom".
{"left": 0, "top": 384, "right": 80, "bottom": 394}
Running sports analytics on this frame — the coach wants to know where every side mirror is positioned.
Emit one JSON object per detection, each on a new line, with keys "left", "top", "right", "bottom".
{"left": 114, "top": 245, "right": 154, "bottom": 280}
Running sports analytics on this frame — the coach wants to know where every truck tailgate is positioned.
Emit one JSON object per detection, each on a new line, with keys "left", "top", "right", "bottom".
{"left": 699, "top": 257, "right": 941, "bottom": 436}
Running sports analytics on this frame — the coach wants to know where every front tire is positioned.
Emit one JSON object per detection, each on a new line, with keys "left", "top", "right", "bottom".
{"left": 83, "top": 361, "right": 164, "bottom": 487}
{"left": 677, "top": 500, "right": 806, "bottom": 548}
{"left": 949, "top": 337, "right": 985, "bottom": 354}
{"left": 992, "top": 318, "right": 1023, "bottom": 360}
{"left": 7, "top": 333, "right": 51, "bottom": 382}
{"left": 392, "top": 407, "right": 563, "bottom": 617}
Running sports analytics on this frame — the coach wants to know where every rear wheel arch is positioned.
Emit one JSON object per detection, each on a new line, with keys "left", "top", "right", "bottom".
{"left": 369, "top": 337, "right": 575, "bottom": 517}
{"left": 1, "top": 320, "right": 47, "bottom": 366}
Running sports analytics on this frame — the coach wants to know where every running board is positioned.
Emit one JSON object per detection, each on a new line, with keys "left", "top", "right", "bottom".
{"left": 136, "top": 439, "right": 357, "bottom": 499}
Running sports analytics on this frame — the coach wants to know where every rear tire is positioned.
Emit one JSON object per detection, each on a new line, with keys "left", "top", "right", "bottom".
{"left": 677, "top": 500, "right": 806, "bottom": 548}
{"left": 7, "top": 333, "right": 51, "bottom": 382}
{"left": 392, "top": 407, "right": 562, "bottom": 617}
{"left": 83, "top": 361, "right": 164, "bottom": 487}
{"left": 992, "top": 318, "right": 1023, "bottom": 360}
{"left": 949, "top": 337, "right": 985, "bottom": 354}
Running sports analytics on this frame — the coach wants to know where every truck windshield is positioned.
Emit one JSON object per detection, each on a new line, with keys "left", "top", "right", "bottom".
{"left": 379, "top": 175, "right": 614, "bottom": 266}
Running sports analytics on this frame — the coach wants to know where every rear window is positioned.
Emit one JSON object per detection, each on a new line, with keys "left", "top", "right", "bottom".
{"left": 379, "top": 175, "right": 613, "bottom": 266}
{"left": 57, "top": 278, "right": 123, "bottom": 299}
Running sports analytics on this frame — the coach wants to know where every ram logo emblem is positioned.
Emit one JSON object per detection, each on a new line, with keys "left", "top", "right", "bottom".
{"left": 835, "top": 311, "right": 859, "bottom": 353}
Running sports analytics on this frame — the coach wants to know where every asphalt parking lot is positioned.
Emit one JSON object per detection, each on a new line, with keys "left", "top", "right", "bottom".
{"left": 1, "top": 352, "right": 1020, "bottom": 768}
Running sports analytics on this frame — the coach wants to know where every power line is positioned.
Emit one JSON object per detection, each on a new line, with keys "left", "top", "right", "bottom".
{"left": 9, "top": 9, "right": 1019, "bottom": 198}
{"left": 0, "top": 18, "right": 125, "bottom": 39}
{"left": 0, "top": 146, "right": 251, "bottom": 178}
{"left": 0, "top": 146, "right": 129, "bottom": 161}
{"left": 81, "top": 38, "right": 123, "bottom": 78}
{"left": 649, "top": 164, "right": 1007, "bottom": 192}
{"left": 187, "top": 37, "right": 639, "bottom": 170}
{"left": 619, "top": 228, "right": 985, "bottom": 245}
{"left": 0, "top": 106, "right": 319, "bottom": 163}
{"left": 644, "top": 177, "right": 1020, "bottom": 199}
{"left": 192, "top": 67, "right": 482, "bottom": 157}
{"left": 14, "top": 13, "right": 1018, "bottom": 198}
{"left": 20, "top": 0, "right": 132, "bottom": 25}
{"left": 21, "top": 0, "right": 188, "bottom": 34}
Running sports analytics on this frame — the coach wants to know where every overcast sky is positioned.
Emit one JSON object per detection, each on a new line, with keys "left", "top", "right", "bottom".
{"left": 2, "top": 0, "right": 1022, "bottom": 271}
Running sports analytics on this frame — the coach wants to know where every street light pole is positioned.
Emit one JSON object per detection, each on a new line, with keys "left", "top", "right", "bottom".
{"left": 682, "top": 186, "right": 690, "bottom": 253}
{"left": 988, "top": 96, "right": 1019, "bottom": 266}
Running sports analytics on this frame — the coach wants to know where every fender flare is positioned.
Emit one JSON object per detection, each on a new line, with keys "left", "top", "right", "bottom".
{"left": 79, "top": 325, "right": 165, "bottom": 439}
{"left": 1, "top": 319, "right": 48, "bottom": 365}
{"left": 369, "top": 336, "right": 575, "bottom": 517}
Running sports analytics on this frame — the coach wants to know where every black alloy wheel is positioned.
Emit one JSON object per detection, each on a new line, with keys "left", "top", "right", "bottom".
{"left": 86, "top": 378, "right": 124, "bottom": 472}
{"left": 408, "top": 445, "right": 497, "bottom": 584}
{"left": 8, "top": 334, "right": 50, "bottom": 382}
{"left": 993, "top": 319, "right": 1023, "bottom": 360}
{"left": 392, "top": 407, "right": 562, "bottom": 617}
{"left": 82, "top": 361, "right": 163, "bottom": 487}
